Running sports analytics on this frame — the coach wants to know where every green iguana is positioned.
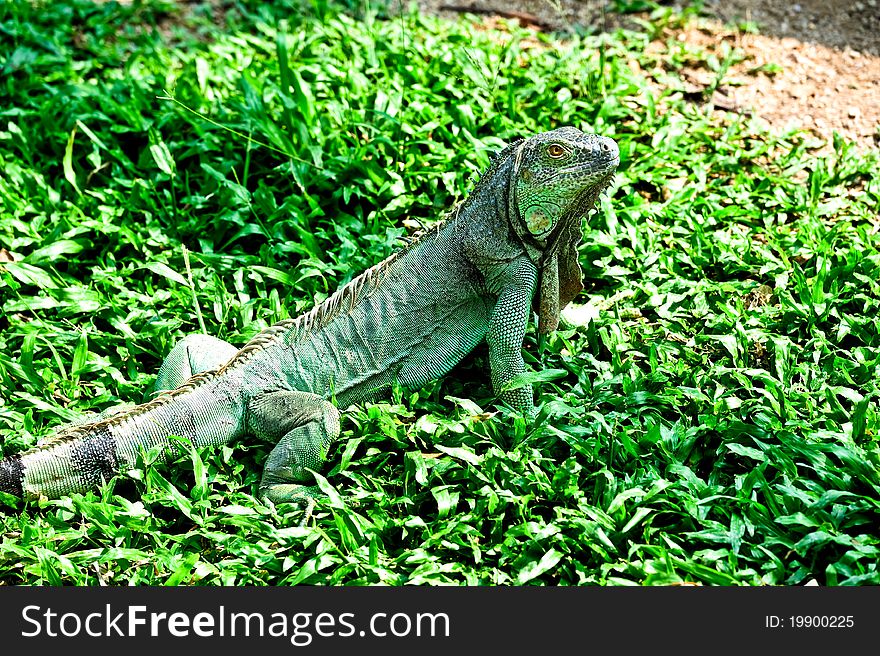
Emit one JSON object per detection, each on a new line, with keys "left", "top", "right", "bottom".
{"left": 0, "top": 126, "right": 619, "bottom": 510}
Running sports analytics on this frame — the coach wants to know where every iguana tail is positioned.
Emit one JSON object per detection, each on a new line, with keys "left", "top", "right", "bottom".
{"left": 0, "top": 452, "right": 25, "bottom": 498}
{"left": 0, "top": 423, "right": 121, "bottom": 500}
{"left": 0, "top": 374, "right": 244, "bottom": 501}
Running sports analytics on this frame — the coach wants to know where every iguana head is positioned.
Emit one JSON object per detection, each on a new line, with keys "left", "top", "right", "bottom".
{"left": 513, "top": 127, "right": 619, "bottom": 239}
{"left": 509, "top": 127, "right": 619, "bottom": 333}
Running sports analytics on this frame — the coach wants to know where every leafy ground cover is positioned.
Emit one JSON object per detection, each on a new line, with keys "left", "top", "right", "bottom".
{"left": 0, "top": 0, "right": 878, "bottom": 585}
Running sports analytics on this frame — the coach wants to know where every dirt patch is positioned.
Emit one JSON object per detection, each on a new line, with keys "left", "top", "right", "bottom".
{"left": 703, "top": 0, "right": 880, "bottom": 56}
{"left": 418, "top": 0, "right": 880, "bottom": 152}
{"left": 423, "top": 0, "right": 632, "bottom": 31}
{"left": 428, "top": 0, "right": 880, "bottom": 56}
{"left": 648, "top": 21, "right": 880, "bottom": 151}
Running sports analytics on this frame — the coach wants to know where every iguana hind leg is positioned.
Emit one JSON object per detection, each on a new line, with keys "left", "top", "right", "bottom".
{"left": 40, "top": 332, "right": 233, "bottom": 441}
{"left": 247, "top": 390, "right": 341, "bottom": 517}
{"left": 152, "top": 334, "right": 239, "bottom": 394}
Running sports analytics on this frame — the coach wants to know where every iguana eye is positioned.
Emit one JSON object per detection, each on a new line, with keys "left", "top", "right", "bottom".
{"left": 547, "top": 144, "right": 567, "bottom": 159}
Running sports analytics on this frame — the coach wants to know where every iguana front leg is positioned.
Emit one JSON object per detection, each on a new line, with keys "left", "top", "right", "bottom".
{"left": 247, "top": 391, "right": 341, "bottom": 516}
{"left": 486, "top": 257, "right": 539, "bottom": 415}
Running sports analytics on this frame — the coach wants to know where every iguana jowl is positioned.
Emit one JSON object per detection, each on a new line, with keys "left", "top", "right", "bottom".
{"left": 0, "top": 127, "right": 619, "bottom": 506}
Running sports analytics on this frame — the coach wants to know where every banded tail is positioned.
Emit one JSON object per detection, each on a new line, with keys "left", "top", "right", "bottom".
{"left": 0, "top": 370, "right": 244, "bottom": 500}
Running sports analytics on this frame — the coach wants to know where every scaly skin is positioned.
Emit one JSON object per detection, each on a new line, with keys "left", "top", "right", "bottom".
{"left": 0, "top": 127, "right": 619, "bottom": 509}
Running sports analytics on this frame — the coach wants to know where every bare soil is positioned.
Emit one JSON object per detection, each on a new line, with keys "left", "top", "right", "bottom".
{"left": 420, "top": 0, "right": 880, "bottom": 151}
{"left": 702, "top": 0, "right": 880, "bottom": 56}
{"left": 656, "top": 21, "right": 880, "bottom": 152}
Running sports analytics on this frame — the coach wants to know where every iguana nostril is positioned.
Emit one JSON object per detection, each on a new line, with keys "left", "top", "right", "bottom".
{"left": 597, "top": 138, "right": 619, "bottom": 160}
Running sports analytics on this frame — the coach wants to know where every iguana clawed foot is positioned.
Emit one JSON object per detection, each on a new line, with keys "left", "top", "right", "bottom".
{"left": 260, "top": 483, "right": 319, "bottom": 525}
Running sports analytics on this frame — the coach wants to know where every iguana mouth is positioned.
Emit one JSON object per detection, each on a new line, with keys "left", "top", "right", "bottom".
{"left": 556, "top": 155, "right": 620, "bottom": 178}
{"left": 561, "top": 170, "right": 616, "bottom": 225}
{"left": 508, "top": 150, "right": 618, "bottom": 265}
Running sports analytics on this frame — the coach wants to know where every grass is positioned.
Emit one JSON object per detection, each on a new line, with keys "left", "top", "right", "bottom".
{"left": 0, "top": 0, "right": 878, "bottom": 586}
